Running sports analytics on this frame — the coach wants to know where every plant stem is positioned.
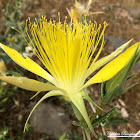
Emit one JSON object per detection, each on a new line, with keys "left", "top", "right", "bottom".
{"left": 101, "top": 123, "right": 106, "bottom": 135}
{"left": 84, "top": 128, "right": 91, "bottom": 140}
{"left": 91, "top": 103, "right": 105, "bottom": 123}
{"left": 89, "top": 101, "right": 106, "bottom": 136}
{"left": 82, "top": 130, "right": 87, "bottom": 140}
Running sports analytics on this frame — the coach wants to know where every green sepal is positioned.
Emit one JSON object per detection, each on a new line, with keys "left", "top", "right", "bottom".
{"left": 71, "top": 103, "right": 84, "bottom": 122}
{"left": 69, "top": 92, "right": 97, "bottom": 137}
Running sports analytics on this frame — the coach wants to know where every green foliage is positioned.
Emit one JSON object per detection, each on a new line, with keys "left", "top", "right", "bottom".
{"left": 0, "top": 0, "right": 29, "bottom": 62}
{"left": 97, "top": 135, "right": 108, "bottom": 140}
{"left": 0, "top": 86, "right": 8, "bottom": 112}
{"left": 92, "top": 107, "right": 117, "bottom": 128}
{"left": 0, "top": 79, "right": 18, "bottom": 112}
{"left": 0, "top": 125, "right": 12, "bottom": 140}
{"left": 6, "top": 70, "right": 23, "bottom": 77}
{"left": 68, "top": 133, "right": 83, "bottom": 140}
{"left": 59, "top": 133, "right": 66, "bottom": 140}
{"left": 72, "top": 121, "right": 85, "bottom": 127}
{"left": 104, "top": 117, "right": 129, "bottom": 127}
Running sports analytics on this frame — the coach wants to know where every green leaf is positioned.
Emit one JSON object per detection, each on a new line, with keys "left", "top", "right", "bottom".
{"left": 72, "top": 121, "right": 85, "bottom": 127}
{"left": 98, "top": 135, "right": 108, "bottom": 140}
{"left": 59, "top": 132, "right": 66, "bottom": 140}
{"left": 82, "top": 91, "right": 102, "bottom": 110}
{"left": 6, "top": 3, "right": 11, "bottom": 14}
{"left": 127, "top": 73, "right": 136, "bottom": 80}
{"left": 104, "top": 117, "right": 129, "bottom": 127}
{"left": 121, "top": 82, "right": 138, "bottom": 94}
{"left": 0, "top": 97, "right": 8, "bottom": 104}
{"left": 68, "top": 133, "right": 83, "bottom": 140}
{"left": 6, "top": 70, "right": 23, "bottom": 76}
{"left": 92, "top": 107, "right": 117, "bottom": 128}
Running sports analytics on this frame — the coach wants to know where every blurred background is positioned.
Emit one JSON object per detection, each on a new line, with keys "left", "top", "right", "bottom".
{"left": 0, "top": 0, "right": 140, "bottom": 139}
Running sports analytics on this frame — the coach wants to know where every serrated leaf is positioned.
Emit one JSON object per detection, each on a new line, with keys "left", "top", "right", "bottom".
{"left": 92, "top": 107, "right": 117, "bottom": 128}
{"left": 104, "top": 117, "right": 129, "bottom": 127}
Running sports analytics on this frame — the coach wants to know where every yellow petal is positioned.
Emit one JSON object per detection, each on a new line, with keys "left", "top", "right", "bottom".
{"left": 0, "top": 43, "right": 56, "bottom": 85}
{"left": 85, "top": 42, "right": 140, "bottom": 87}
{"left": 24, "top": 90, "right": 64, "bottom": 132}
{"left": 0, "top": 76, "right": 58, "bottom": 91}
{"left": 0, "top": 60, "right": 7, "bottom": 76}
{"left": 86, "top": 39, "right": 133, "bottom": 78}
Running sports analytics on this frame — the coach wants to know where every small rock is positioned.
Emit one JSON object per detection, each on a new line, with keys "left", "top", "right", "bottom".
{"left": 129, "top": 8, "right": 140, "bottom": 19}
{"left": 105, "top": 36, "right": 127, "bottom": 51}
{"left": 18, "top": 114, "right": 23, "bottom": 121}
{"left": 115, "top": 103, "right": 121, "bottom": 109}
{"left": 121, "top": 107, "right": 129, "bottom": 118}
{"left": 118, "top": 99, "right": 126, "bottom": 107}
{"left": 30, "top": 102, "right": 72, "bottom": 139}
{"left": 132, "top": 61, "right": 140, "bottom": 72}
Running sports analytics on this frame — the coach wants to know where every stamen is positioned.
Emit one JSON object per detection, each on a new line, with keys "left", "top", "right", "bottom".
{"left": 25, "top": 16, "right": 106, "bottom": 90}
{"left": 11, "top": 26, "right": 30, "bottom": 48}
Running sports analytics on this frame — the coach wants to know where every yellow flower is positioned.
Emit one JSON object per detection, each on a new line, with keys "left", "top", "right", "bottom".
{"left": 0, "top": 16, "right": 139, "bottom": 134}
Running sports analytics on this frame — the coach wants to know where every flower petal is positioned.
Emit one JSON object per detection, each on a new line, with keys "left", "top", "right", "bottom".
{"left": 0, "top": 76, "right": 58, "bottom": 91}
{"left": 24, "top": 90, "right": 64, "bottom": 132}
{"left": 0, "top": 43, "right": 56, "bottom": 85}
{"left": 86, "top": 39, "right": 132, "bottom": 78}
{"left": 84, "top": 42, "right": 140, "bottom": 87}
{"left": 69, "top": 92, "right": 97, "bottom": 137}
